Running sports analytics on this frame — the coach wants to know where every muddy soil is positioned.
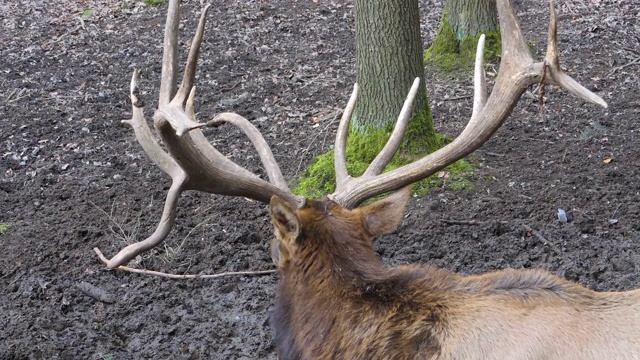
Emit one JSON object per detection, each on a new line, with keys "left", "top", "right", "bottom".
{"left": 1, "top": 0, "right": 639, "bottom": 358}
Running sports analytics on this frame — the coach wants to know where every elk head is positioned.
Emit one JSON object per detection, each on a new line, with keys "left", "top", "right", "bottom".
{"left": 269, "top": 187, "right": 410, "bottom": 274}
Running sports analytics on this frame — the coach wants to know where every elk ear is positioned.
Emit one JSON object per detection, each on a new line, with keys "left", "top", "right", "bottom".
{"left": 359, "top": 186, "right": 410, "bottom": 237}
{"left": 269, "top": 196, "right": 301, "bottom": 267}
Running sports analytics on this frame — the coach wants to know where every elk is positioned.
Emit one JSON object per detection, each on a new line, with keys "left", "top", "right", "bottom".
{"left": 269, "top": 189, "right": 640, "bottom": 359}
{"left": 93, "top": 0, "right": 638, "bottom": 358}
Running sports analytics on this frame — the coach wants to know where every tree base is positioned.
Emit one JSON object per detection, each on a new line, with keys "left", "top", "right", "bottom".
{"left": 424, "top": 16, "right": 501, "bottom": 73}
{"left": 293, "top": 106, "right": 474, "bottom": 199}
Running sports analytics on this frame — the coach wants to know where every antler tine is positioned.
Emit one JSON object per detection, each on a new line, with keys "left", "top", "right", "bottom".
{"left": 123, "top": 69, "right": 183, "bottom": 178}
{"left": 363, "top": 77, "right": 421, "bottom": 177}
{"left": 334, "top": 84, "right": 359, "bottom": 188}
{"left": 208, "top": 113, "right": 290, "bottom": 191}
{"left": 105, "top": 175, "right": 187, "bottom": 268}
{"left": 543, "top": 2, "right": 608, "bottom": 108}
{"left": 174, "top": 4, "right": 211, "bottom": 106}
{"left": 330, "top": 0, "right": 607, "bottom": 209}
{"left": 545, "top": 2, "right": 561, "bottom": 70}
{"left": 99, "top": 70, "right": 190, "bottom": 269}
{"left": 159, "top": 0, "right": 180, "bottom": 107}
{"left": 495, "top": 0, "right": 534, "bottom": 70}
{"left": 155, "top": 0, "right": 209, "bottom": 137}
{"left": 470, "top": 34, "right": 488, "bottom": 124}
{"left": 185, "top": 85, "right": 197, "bottom": 120}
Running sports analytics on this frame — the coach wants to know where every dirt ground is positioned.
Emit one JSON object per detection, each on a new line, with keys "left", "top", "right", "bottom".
{"left": 1, "top": 0, "right": 639, "bottom": 358}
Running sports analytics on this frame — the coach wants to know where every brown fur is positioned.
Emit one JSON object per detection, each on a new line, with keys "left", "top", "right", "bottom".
{"left": 269, "top": 190, "right": 640, "bottom": 360}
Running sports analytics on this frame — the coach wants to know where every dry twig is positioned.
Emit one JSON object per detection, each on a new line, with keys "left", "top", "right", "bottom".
{"left": 77, "top": 281, "right": 115, "bottom": 304}
{"left": 441, "top": 219, "right": 482, "bottom": 225}
{"left": 608, "top": 56, "right": 640, "bottom": 76}
{"left": 93, "top": 248, "right": 276, "bottom": 279}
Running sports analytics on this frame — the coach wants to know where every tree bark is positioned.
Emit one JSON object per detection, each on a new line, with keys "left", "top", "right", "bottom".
{"left": 446, "top": 0, "right": 498, "bottom": 41}
{"left": 354, "top": 0, "right": 432, "bottom": 133}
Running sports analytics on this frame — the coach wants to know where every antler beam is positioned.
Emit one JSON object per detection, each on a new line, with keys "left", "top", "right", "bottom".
{"left": 329, "top": 0, "right": 607, "bottom": 208}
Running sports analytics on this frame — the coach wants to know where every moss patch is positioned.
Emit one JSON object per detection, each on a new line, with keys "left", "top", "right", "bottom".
{"left": 294, "top": 106, "right": 474, "bottom": 199}
{"left": 425, "top": 16, "right": 501, "bottom": 73}
{"left": 0, "top": 223, "right": 10, "bottom": 234}
{"left": 144, "top": 0, "right": 166, "bottom": 6}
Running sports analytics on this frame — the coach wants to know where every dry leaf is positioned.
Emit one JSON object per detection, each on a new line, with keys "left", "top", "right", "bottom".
{"left": 603, "top": 157, "right": 613, "bottom": 164}
{"left": 437, "top": 171, "right": 450, "bottom": 179}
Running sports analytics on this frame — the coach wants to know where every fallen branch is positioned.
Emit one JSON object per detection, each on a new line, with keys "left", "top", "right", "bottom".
{"left": 608, "top": 56, "right": 640, "bottom": 76}
{"left": 77, "top": 281, "right": 115, "bottom": 304}
{"left": 93, "top": 247, "right": 276, "bottom": 279}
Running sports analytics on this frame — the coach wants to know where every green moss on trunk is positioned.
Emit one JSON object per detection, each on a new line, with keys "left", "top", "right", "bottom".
{"left": 429, "top": 0, "right": 500, "bottom": 67}
{"left": 425, "top": 11, "right": 501, "bottom": 72}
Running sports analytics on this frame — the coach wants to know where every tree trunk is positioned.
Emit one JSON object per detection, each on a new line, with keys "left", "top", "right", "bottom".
{"left": 353, "top": 0, "right": 432, "bottom": 132}
{"left": 426, "top": 0, "right": 500, "bottom": 71}
{"left": 294, "top": 0, "right": 442, "bottom": 198}
{"left": 446, "top": 0, "right": 498, "bottom": 40}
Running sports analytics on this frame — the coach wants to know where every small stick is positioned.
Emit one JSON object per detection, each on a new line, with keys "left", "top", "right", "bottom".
{"left": 5, "top": 88, "right": 17, "bottom": 103}
{"left": 608, "top": 56, "right": 640, "bottom": 76}
{"left": 441, "top": 219, "right": 508, "bottom": 226}
{"left": 54, "top": 24, "right": 83, "bottom": 43}
{"left": 77, "top": 281, "right": 115, "bottom": 304}
{"left": 441, "top": 219, "right": 481, "bottom": 225}
{"left": 294, "top": 111, "right": 339, "bottom": 176}
{"left": 623, "top": 47, "right": 639, "bottom": 56}
{"left": 93, "top": 247, "right": 276, "bottom": 279}
{"left": 484, "top": 151, "right": 506, "bottom": 157}
{"left": 521, "top": 224, "right": 561, "bottom": 254}
{"left": 443, "top": 94, "right": 473, "bottom": 101}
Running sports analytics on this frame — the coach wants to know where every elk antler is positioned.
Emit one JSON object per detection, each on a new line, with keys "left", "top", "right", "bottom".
{"left": 98, "top": 0, "right": 303, "bottom": 269}
{"left": 329, "top": 0, "right": 607, "bottom": 208}
{"left": 98, "top": 0, "right": 606, "bottom": 269}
